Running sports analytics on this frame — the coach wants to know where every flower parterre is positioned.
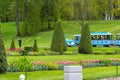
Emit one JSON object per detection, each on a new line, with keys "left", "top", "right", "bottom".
{"left": 7, "top": 58, "right": 120, "bottom": 72}
{"left": 7, "top": 60, "right": 79, "bottom": 72}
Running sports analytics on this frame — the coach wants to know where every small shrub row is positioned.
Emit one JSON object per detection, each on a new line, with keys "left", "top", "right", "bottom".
{"left": 93, "top": 50, "right": 120, "bottom": 55}
{"left": 80, "top": 58, "right": 120, "bottom": 68}
{"left": 6, "top": 50, "right": 77, "bottom": 56}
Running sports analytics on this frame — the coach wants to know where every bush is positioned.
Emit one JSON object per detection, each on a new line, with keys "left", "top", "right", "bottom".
{"left": 42, "top": 62, "right": 58, "bottom": 70}
{"left": 0, "top": 25, "right": 7, "bottom": 73}
{"left": 33, "top": 40, "right": 39, "bottom": 52}
{"left": 100, "top": 60, "right": 111, "bottom": 66}
{"left": 20, "top": 23, "right": 27, "bottom": 36}
{"left": 51, "top": 21, "right": 67, "bottom": 54}
{"left": 24, "top": 47, "right": 33, "bottom": 51}
{"left": 29, "top": 52, "right": 39, "bottom": 56}
{"left": 114, "top": 49, "right": 120, "bottom": 54}
{"left": 47, "top": 51, "right": 60, "bottom": 55}
{"left": 10, "top": 39, "right": 15, "bottom": 49}
{"left": 78, "top": 23, "right": 92, "bottom": 54}
{"left": 21, "top": 50, "right": 29, "bottom": 56}
{"left": 64, "top": 51, "right": 73, "bottom": 55}
{"left": 7, "top": 51, "right": 20, "bottom": 56}
{"left": 39, "top": 50, "right": 46, "bottom": 56}
{"left": 19, "top": 58, "right": 33, "bottom": 71}
{"left": 105, "top": 51, "right": 115, "bottom": 55}
{"left": 93, "top": 51, "right": 103, "bottom": 54}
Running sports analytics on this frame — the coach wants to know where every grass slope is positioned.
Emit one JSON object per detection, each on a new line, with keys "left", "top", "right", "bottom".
{"left": 2, "top": 20, "right": 120, "bottom": 47}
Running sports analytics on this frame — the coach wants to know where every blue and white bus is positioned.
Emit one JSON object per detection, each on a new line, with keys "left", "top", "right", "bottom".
{"left": 66, "top": 32, "right": 120, "bottom": 47}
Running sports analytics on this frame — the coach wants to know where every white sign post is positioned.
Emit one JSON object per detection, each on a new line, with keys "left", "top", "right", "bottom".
{"left": 64, "top": 66, "right": 82, "bottom": 80}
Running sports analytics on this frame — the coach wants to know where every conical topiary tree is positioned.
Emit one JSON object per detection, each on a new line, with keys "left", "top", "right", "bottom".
{"left": 78, "top": 23, "right": 92, "bottom": 54}
{"left": 33, "top": 40, "right": 39, "bottom": 52}
{"left": 0, "top": 23, "right": 7, "bottom": 73}
{"left": 51, "top": 21, "right": 67, "bottom": 54}
{"left": 10, "top": 39, "right": 15, "bottom": 49}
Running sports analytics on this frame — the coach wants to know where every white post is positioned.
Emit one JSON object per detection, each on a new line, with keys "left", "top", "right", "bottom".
{"left": 20, "top": 74, "right": 25, "bottom": 80}
{"left": 64, "top": 66, "right": 82, "bottom": 80}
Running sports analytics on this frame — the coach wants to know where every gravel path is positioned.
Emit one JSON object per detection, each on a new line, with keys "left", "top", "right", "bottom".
{"left": 100, "top": 77, "right": 120, "bottom": 80}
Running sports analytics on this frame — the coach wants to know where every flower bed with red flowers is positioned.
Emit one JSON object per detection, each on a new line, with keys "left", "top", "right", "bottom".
{"left": 7, "top": 58, "right": 120, "bottom": 72}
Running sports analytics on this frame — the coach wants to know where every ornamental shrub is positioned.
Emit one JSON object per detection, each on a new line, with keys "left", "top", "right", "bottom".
{"left": 24, "top": 46, "right": 33, "bottom": 51}
{"left": 0, "top": 24, "right": 7, "bottom": 73}
{"left": 78, "top": 23, "right": 92, "bottom": 54}
{"left": 33, "top": 40, "right": 39, "bottom": 52}
{"left": 10, "top": 39, "right": 15, "bottom": 49}
{"left": 51, "top": 21, "right": 67, "bottom": 54}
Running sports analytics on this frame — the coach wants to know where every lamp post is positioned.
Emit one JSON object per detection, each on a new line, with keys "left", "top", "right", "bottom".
{"left": 20, "top": 74, "right": 25, "bottom": 80}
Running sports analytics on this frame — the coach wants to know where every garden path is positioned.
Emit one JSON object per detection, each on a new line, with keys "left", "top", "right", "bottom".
{"left": 100, "top": 77, "right": 120, "bottom": 80}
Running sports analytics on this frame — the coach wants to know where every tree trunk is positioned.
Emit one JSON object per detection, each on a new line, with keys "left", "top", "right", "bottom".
{"left": 24, "top": 0, "right": 27, "bottom": 21}
{"left": 81, "top": 0, "right": 85, "bottom": 27}
{"left": 110, "top": 0, "right": 114, "bottom": 20}
{"left": 16, "top": 0, "right": 21, "bottom": 36}
{"left": 48, "top": 20, "right": 51, "bottom": 30}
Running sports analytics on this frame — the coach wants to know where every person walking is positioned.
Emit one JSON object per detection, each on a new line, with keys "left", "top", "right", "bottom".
{"left": 18, "top": 37, "right": 22, "bottom": 47}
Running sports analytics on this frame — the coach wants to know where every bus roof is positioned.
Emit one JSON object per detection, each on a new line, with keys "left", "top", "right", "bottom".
{"left": 91, "top": 32, "right": 112, "bottom": 35}
{"left": 73, "top": 34, "right": 81, "bottom": 36}
{"left": 116, "top": 33, "right": 120, "bottom": 35}
{"left": 73, "top": 32, "right": 112, "bottom": 36}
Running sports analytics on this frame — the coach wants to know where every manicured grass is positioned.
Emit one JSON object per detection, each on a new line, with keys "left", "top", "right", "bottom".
{"left": 7, "top": 53, "right": 120, "bottom": 63}
{"left": 0, "top": 66, "right": 120, "bottom": 80}
{"left": 1, "top": 20, "right": 120, "bottom": 47}
{"left": 2, "top": 20, "right": 120, "bottom": 80}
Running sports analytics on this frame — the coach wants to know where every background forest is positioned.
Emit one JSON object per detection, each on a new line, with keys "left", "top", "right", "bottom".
{"left": 0, "top": 0, "right": 120, "bottom": 36}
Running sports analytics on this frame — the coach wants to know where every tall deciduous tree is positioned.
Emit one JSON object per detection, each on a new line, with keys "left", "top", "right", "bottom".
{"left": 51, "top": 21, "right": 67, "bottom": 54}
{"left": 15, "top": 0, "right": 21, "bottom": 36}
{"left": 0, "top": 22, "right": 7, "bottom": 73}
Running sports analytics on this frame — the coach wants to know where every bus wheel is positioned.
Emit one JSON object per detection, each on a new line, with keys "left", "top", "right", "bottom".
{"left": 103, "top": 45, "right": 109, "bottom": 47}
{"left": 93, "top": 45, "right": 96, "bottom": 47}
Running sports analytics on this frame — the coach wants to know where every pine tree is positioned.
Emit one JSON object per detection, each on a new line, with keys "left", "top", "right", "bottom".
{"left": 0, "top": 23, "right": 7, "bottom": 74}
{"left": 78, "top": 23, "right": 92, "bottom": 54}
{"left": 51, "top": 21, "right": 67, "bottom": 54}
{"left": 33, "top": 40, "right": 39, "bottom": 52}
{"left": 10, "top": 38, "right": 15, "bottom": 49}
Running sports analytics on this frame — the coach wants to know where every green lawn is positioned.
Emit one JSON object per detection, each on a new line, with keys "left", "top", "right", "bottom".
{"left": 0, "top": 66, "right": 120, "bottom": 80}
{"left": 7, "top": 54, "right": 120, "bottom": 63}
{"left": 2, "top": 20, "right": 120, "bottom": 80}
{"left": 1, "top": 20, "right": 120, "bottom": 47}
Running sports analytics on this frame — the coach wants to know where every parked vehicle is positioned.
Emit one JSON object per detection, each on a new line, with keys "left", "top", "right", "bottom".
{"left": 66, "top": 32, "right": 120, "bottom": 47}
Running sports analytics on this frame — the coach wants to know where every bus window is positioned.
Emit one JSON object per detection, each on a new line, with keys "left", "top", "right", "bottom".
{"left": 116, "top": 35, "right": 120, "bottom": 40}
{"left": 74, "top": 36, "right": 79, "bottom": 41}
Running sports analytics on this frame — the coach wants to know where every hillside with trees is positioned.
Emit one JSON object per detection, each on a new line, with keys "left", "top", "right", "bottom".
{"left": 0, "top": 0, "right": 120, "bottom": 36}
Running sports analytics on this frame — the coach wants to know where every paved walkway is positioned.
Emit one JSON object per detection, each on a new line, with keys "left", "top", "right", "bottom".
{"left": 100, "top": 77, "right": 120, "bottom": 80}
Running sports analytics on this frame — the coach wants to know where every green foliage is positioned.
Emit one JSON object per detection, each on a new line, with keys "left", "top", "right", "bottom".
{"left": 10, "top": 39, "right": 15, "bottom": 49}
{"left": 21, "top": 50, "right": 28, "bottom": 56}
{"left": 39, "top": 49, "right": 46, "bottom": 56}
{"left": 64, "top": 51, "right": 73, "bottom": 55}
{"left": 20, "top": 23, "right": 27, "bottom": 36}
{"left": 51, "top": 21, "right": 67, "bottom": 54}
{"left": 47, "top": 51, "right": 60, "bottom": 55}
{"left": 33, "top": 40, "right": 39, "bottom": 52}
{"left": 78, "top": 23, "right": 92, "bottom": 54}
{"left": 24, "top": 46, "right": 33, "bottom": 51}
{"left": 0, "top": 24, "right": 7, "bottom": 74}
{"left": 8, "top": 57, "right": 33, "bottom": 72}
